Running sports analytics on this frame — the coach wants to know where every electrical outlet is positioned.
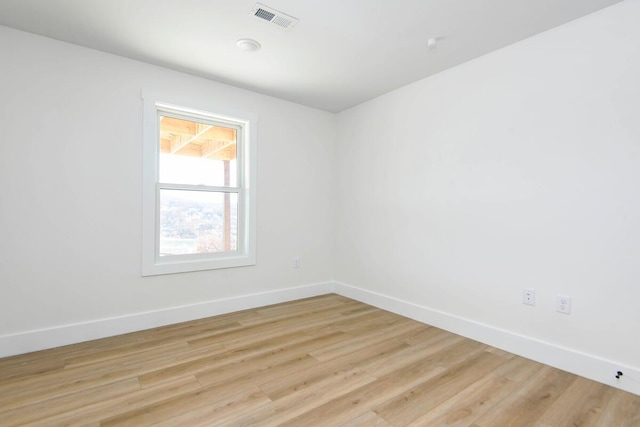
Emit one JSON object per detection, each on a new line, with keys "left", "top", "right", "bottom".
{"left": 556, "top": 295, "right": 572, "bottom": 314}
{"left": 293, "top": 257, "right": 301, "bottom": 269}
{"left": 523, "top": 288, "right": 535, "bottom": 306}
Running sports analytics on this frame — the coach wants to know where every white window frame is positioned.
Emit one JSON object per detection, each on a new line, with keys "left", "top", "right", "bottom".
{"left": 141, "top": 91, "right": 257, "bottom": 276}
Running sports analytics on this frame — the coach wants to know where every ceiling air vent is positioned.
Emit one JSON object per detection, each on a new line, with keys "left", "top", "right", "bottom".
{"left": 250, "top": 3, "right": 298, "bottom": 30}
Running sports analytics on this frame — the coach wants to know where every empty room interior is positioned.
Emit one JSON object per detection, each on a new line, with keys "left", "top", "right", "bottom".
{"left": 1, "top": 0, "right": 639, "bottom": 425}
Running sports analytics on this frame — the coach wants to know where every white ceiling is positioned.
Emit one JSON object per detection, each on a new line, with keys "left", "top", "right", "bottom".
{"left": 0, "top": 0, "right": 623, "bottom": 112}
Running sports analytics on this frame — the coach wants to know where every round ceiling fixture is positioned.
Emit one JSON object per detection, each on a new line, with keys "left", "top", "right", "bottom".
{"left": 237, "top": 39, "right": 261, "bottom": 52}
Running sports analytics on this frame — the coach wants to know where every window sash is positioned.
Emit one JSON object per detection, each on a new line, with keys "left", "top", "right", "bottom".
{"left": 156, "top": 108, "right": 244, "bottom": 189}
{"left": 154, "top": 184, "right": 246, "bottom": 263}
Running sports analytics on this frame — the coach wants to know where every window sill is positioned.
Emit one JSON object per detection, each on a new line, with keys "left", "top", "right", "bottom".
{"left": 142, "top": 253, "right": 256, "bottom": 276}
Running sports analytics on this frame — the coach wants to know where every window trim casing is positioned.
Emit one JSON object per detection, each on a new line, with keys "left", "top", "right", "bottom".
{"left": 141, "top": 91, "right": 257, "bottom": 276}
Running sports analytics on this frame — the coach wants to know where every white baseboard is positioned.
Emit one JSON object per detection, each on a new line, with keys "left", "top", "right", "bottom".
{"left": 0, "top": 282, "right": 334, "bottom": 358}
{"left": 333, "top": 281, "right": 640, "bottom": 396}
{"left": 3, "top": 279, "right": 638, "bottom": 396}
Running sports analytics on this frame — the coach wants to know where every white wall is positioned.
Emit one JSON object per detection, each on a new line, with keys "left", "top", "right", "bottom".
{"left": 335, "top": 0, "right": 640, "bottom": 381}
{"left": 0, "top": 26, "right": 336, "bottom": 345}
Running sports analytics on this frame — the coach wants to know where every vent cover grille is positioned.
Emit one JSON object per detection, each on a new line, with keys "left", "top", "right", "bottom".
{"left": 250, "top": 3, "right": 298, "bottom": 30}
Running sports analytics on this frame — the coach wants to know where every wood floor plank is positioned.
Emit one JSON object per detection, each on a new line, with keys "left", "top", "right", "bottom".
{"left": 405, "top": 372, "right": 519, "bottom": 426}
{"left": 62, "top": 322, "right": 239, "bottom": 368}
{"left": 0, "top": 377, "right": 140, "bottom": 426}
{"left": 538, "top": 376, "right": 616, "bottom": 427}
{"left": 151, "top": 387, "right": 272, "bottom": 427}
{"left": 374, "top": 350, "right": 507, "bottom": 425}
{"left": 252, "top": 294, "right": 355, "bottom": 318}
{"left": 0, "top": 341, "right": 215, "bottom": 411}
{"left": 237, "top": 296, "right": 364, "bottom": 327}
{"left": 275, "top": 350, "right": 451, "bottom": 426}
{"left": 362, "top": 333, "right": 476, "bottom": 378}
{"left": 297, "top": 306, "right": 395, "bottom": 336}
{"left": 258, "top": 335, "right": 412, "bottom": 400}
{"left": 138, "top": 329, "right": 328, "bottom": 388}
{"left": 402, "top": 324, "right": 450, "bottom": 345}
{"left": 194, "top": 331, "right": 348, "bottom": 387}
{"left": 0, "top": 294, "right": 638, "bottom": 426}
{"left": 341, "top": 410, "right": 394, "bottom": 427}
{"left": 197, "top": 353, "right": 320, "bottom": 392}
{"left": 593, "top": 388, "right": 640, "bottom": 427}
{"left": 223, "top": 368, "right": 378, "bottom": 426}
{"left": 258, "top": 322, "right": 452, "bottom": 402}
{"left": 472, "top": 365, "right": 578, "bottom": 426}
{"left": 29, "top": 376, "right": 201, "bottom": 426}
{"left": 99, "top": 386, "right": 266, "bottom": 427}
{"left": 185, "top": 301, "right": 362, "bottom": 349}
{"left": 308, "top": 317, "right": 425, "bottom": 362}
{"left": 493, "top": 354, "right": 546, "bottom": 383}
{"left": 0, "top": 354, "right": 66, "bottom": 381}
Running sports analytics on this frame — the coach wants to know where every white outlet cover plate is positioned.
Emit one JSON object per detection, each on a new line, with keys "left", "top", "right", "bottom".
{"left": 556, "top": 295, "right": 572, "bottom": 314}
{"left": 523, "top": 288, "right": 535, "bottom": 306}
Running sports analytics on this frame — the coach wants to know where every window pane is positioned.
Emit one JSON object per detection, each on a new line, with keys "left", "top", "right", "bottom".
{"left": 159, "top": 189, "right": 238, "bottom": 256}
{"left": 159, "top": 115, "right": 237, "bottom": 187}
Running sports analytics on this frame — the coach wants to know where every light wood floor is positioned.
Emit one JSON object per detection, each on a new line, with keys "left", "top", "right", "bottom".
{"left": 1, "top": 294, "right": 639, "bottom": 426}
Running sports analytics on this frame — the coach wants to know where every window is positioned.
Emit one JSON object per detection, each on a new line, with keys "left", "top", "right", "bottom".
{"left": 142, "top": 93, "right": 256, "bottom": 276}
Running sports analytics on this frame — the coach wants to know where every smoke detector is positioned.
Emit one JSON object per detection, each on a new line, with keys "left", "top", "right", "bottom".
{"left": 237, "top": 39, "right": 261, "bottom": 52}
{"left": 250, "top": 3, "right": 299, "bottom": 30}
